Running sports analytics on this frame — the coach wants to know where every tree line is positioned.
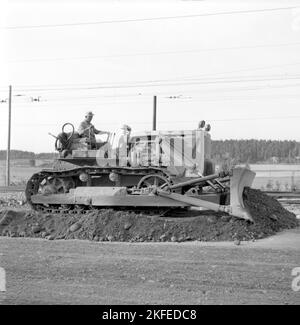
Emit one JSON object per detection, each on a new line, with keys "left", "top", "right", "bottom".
{"left": 1, "top": 139, "right": 300, "bottom": 163}
{"left": 211, "top": 139, "right": 300, "bottom": 164}
{"left": 0, "top": 150, "right": 56, "bottom": 160}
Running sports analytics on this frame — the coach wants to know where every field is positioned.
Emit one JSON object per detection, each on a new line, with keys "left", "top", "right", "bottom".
{"left": 1, "top": 160, "right": 300, "bottom": 190}
{"left": 249, "top": 164, "right": 300, "bottom": 190}
{"left": 0, "top": 160, "right": 52, "bottom": 186}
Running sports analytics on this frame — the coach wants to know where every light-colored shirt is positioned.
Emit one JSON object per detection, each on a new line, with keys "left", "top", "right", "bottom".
{"left": 78, "top": 120, "right": 100, "bottom": 141}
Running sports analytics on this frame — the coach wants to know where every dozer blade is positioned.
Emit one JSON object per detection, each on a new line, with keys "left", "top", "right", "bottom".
{"left": 229, "top": 167, "right": 256, "bottom": 221}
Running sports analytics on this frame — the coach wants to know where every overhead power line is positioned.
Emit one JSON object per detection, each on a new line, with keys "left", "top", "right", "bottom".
{"left": 3, "top": 61, "right": 300, "bottom": 91}
{"left": 13, "top": 75, "right": 300, "bottom": 92}
{"left": 178, "top": 64, "right": 300, "bottom": 82}
{"left": 11, "top": 94, "right": 300, "bottom": 107}
{"left": 0, "top": 61, "right": 300, "bottom": 94}
{"left": 4, "top": 6, "right": 299, "bottom": 30}
{"left": 10, "top": 82, "right": 300, "bottom": 104}
{"left": 2, "top": 115, "right": 300, "bottom": 128}
{"left": 2, "top": 84, "right": 295, "bottom": 106}
{"left": 8, "top": 41, "right": 300, "bottom": 63}
{"left": 8, "top": 87, "right": 300, "bottom": 108}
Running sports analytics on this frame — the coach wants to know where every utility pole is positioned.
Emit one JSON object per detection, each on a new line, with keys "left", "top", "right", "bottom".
{"left": 153, "top": 95, "right": 157, "bottom": 131}
{"left": 6, "top": 85, "right": 12, "bottom": 187}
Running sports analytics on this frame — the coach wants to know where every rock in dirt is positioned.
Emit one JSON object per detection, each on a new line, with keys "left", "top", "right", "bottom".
{"left": 0, "top": 211, "right": 18, "bottom": 226}
{"left": 124, "top": 222, "right": 132, "bottom": 230}
{"left": 41, "top": 231, "right": 48, "bottom": 238}
{"left": 69, "top": 223, "right": 81, "bottom": 232}
{"left": 32, "top": 225, "right": 43, "bottom": 233}
{"left": 159, "top": 234, "right": 167, "bottom": 241}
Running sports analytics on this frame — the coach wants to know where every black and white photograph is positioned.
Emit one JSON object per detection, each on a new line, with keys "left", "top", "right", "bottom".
{"left": 0, "top": 0, "right": 300, "bottom": 309}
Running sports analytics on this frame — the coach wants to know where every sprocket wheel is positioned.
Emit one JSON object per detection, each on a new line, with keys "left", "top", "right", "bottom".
{"left": 137, "top": 174, "right": 171, "bottom": 191}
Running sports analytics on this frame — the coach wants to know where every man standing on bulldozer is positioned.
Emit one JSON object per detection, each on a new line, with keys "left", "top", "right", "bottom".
{"left": 78, "top": 111, "right": 109, "bottom": 148}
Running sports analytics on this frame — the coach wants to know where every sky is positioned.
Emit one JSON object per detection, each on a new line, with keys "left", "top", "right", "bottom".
{"left": 0, "top": 0, "right": 300, "bottom": 153}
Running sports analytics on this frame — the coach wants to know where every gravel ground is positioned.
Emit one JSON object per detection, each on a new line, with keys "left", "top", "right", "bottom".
{"left": 0, "top": 230, "right": 299, "bottom": 305}
{"left": 0, "top": 192, "right": 27, "bottom": 208}
{"left": 282, "top": 202, "right": 300, "bottom": 217}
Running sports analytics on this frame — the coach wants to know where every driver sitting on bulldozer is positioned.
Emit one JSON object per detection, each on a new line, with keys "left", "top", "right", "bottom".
{"left": 78, "top": 111, "right": 109, "bottom": 149}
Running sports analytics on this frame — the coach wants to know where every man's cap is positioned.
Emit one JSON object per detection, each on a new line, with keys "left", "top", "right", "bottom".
{"left": 121, "top": 124, "right": 131, "bottom": 131}
{"left": 85, "top": 111, "right": 94, "bottom": 116}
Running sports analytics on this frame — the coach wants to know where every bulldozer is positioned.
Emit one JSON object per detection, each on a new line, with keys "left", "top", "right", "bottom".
{"left": 25, "top": 119, "right": 256, "bottom": 221}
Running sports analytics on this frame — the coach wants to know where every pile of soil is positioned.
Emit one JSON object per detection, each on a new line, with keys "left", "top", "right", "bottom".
{"left": 0, "top": 188, "right": 298, "bottom": 242}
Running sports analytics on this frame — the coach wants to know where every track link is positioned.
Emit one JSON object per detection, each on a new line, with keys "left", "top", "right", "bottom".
{"left": 25, "top": 166, "right": 171, "bottom": 213}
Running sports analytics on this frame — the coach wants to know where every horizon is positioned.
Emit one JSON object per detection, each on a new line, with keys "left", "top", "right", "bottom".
{"left": 1, "top": 137, "right": 300, "bottom": 155}
{"left": 3, "top": 136, "right": 300, "bottom": 154}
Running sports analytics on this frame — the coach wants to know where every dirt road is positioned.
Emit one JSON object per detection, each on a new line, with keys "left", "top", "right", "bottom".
{"left": 0, "top": 229, "right": 300, "bottom": 305}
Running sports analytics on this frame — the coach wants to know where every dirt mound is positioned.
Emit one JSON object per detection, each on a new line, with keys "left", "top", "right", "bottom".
{"left": 0, "top": 189, "right": 298, "bottom": 242}
{"left": 243, "top": 188, "right": 298, "bottom": 232}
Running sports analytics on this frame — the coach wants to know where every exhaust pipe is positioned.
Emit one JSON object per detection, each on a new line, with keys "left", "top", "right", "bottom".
{"left": 153, "top": 95, "right": 157, "bottom": 131}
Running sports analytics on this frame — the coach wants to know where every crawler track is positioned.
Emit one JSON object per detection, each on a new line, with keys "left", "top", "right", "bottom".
{"left": 25, "top": 166, "right": 172, "bottom": 213}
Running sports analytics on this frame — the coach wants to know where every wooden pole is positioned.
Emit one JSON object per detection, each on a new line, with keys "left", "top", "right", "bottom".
{"left": 6, "top": 85, "right": 12, "bottom": 187}
{"left": 153, "top": 95, "right": 157, "bottom": 131}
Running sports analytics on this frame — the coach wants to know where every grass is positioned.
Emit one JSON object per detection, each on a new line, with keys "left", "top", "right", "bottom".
{"left": 0, "top": 159, "right": 52, "bottom": 186}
